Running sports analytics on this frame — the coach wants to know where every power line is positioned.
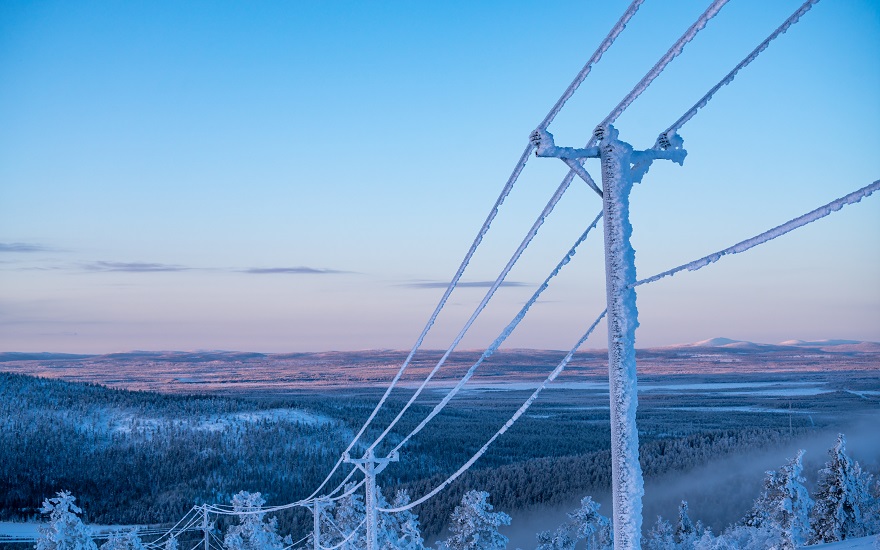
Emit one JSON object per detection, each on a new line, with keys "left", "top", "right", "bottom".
{"left": 305, "top": 0, "right": 653, "bottom": 502}
{"left": 169, "top": 178, "right": 880, "bottom": 535}
{"left": 317, "top": 518, "right": 366, "bottom": 550}
{"left": 634, "top": 179, "right": 880, "bottom": 288}
{"left": 595, "top": 0, "right": 730, "bottom": 142}
{"left": 366, "top": 181, "right": 582, "bottom": 452}
{"left": 661, "top": 0, "right": 820, "bottom": 142}
{"left": 379, "top": 310, "right": 608, "bottom": 513}
{"left": 385, "top": 211, "right": 604, "bottom": 456}
{"left": 537, "top": 0, "right": 646, "bottom": 131}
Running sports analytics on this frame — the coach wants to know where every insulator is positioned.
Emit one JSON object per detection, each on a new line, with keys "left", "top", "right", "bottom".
{"left": 593, "top": 126, "right": 605, "bottom": 140}
{"left": 657, "top": 132, "right": 672, "bottom": 150}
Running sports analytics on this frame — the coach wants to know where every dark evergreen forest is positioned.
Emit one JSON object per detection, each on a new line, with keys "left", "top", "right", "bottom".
{"left": 0, "top": 371, "right": 857, "bottom": 540}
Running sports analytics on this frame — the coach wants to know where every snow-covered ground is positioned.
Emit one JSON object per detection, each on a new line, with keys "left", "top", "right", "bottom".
{"left": 809, "top": 535, "right": 880, "bottom": 549}
{"left": 0, "top": 521, "right": 149, "bottom": 541}
{"left": 103, "top": 407, "right": 330, "bottom": 435}
{"left": 447, "top": 380, "right": 830, "bottom": 396}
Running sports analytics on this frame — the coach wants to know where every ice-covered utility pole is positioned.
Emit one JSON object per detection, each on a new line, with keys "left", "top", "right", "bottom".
{"left": 531, "top": 125, "right": 685, "bottom": 549}
{"left": 201, "top": 506, "right": 210, "bottom": 550}
{"left": 343, "top": 449, "right": 399, "bottom": 550}
{"left": 311, "top": 498, "right": 328, "bottom": 550}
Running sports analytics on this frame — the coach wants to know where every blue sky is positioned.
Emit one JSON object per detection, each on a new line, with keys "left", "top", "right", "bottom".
{"left": 1, "top": 0, "right": 878, "bottom": 353}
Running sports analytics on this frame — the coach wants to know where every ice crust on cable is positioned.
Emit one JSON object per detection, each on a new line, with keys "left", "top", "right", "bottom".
{"left": 307, "top": 0, "right": 649, "bottom": 504}
{"left": 538, "top": 0, "right": 645, "bottom": 130}
{"left": 594, "top": 0, "right": 729, "bottom": 146}
{"left": 379, "top": 311, "right": 607, "bottom": 514}
{"left": 309, "top": 134, "right": 532, "bottom": 502}
{"left": 369, "top": 176, "right": 573, "bottom": 451}
{"left": 389, "top": 211, "right": 604, "bottom": 455}
{"left": 665, "top": 0, "right": 820, "bottom": 136}
{"left": 635, "top": 179, "right": 880, "bottom": 288}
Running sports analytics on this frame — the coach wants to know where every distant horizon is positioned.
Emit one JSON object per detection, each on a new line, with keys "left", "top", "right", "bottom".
{"left": 3, "top": 336, "right": 878, "bottom": 357}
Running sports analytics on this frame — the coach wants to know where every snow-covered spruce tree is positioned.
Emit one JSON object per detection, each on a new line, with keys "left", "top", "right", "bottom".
{"left": 328, "top": 483, "right": 365, "bottom": 550}
{"left": 674, "top": 501, "right": 701, "bottom": 548}
{"left": 568, "top": 496, "right": 612, "bottom": 549}
{"left": 222, "top": 491, "right": 290, "bottom": 550}
{"left": 534, "top": 512, "right": 576, "bottom": 549}
{"left": 776, "top": 450, "right": 813, "bottom": 549}
{"left": 534, "top": 496, "right": 611, "bottom": 550}
{"left": 692, "top": 525, "right": 779, "bottom": 550}
{"left": 534, "top": 528, "right": 575, "bottom": 550}
{"left": 870, "top": 478, "right": 880, "bottom": 535}
{"left": 99, "top": 530, "right": 144, "bottom": 550}
{"left": 163, "top": 536, "right": 178, "bottom": 550}
{"left": 740, "top": 450, "right": 812, "bottom": 549}
{"left": 743, "top": 469, "right": 781, "bottom": 530}
{"left": 376, "top": 489, "right": 426, "bottom": 550}
{"left": 810, "top": 434, "right": 874, "bottom": 543}
{"left": 36, "top": 491, "right": 98, "bottom": 550}
{"left": 644, "top": 516, "right": 676, "bottom": 550}
{"left": 440, "top": 490, "right": 510, "bottom": 550}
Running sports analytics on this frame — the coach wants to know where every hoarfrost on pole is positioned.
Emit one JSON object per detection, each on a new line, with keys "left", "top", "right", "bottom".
{"left": 533, "top": 124, "right": 686, "bottom": 550}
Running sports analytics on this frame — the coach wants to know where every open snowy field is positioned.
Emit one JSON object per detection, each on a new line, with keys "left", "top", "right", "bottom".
{"left": 1, "top": 339, "right": 877, "bottom": 393}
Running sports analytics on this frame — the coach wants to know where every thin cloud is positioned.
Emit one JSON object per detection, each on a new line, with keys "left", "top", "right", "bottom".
{"left": 0, "top": 242, "right": 51, "bottom": 253}
{"left": 243, "top": 267, "right": 350, "bottom": 275}
{"left": 401, "top": 280, "right": 530, "bottom": 289}
{"left": 83, "top": 261, "right": 189, "bottom": 272}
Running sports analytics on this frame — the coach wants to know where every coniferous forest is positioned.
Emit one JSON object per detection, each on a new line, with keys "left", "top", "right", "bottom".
{"left": 2, "top": 369, "right": 878, "bottom": 545}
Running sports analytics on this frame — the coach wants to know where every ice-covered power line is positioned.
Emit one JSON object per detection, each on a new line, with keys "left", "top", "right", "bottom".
{"left": 364, "top": 0, "right": 725, "bottom": 451}
{"left": 157, "top": 179, "right": 880, "bottom": 532}
{"left": 537, "top": 0, "right": 645, "bottom": 131}
{"left": 385, "top": 211, "right": 604, "bottom": 456}
{"left": 379, "top": 310, "right": 608, "bottom": 514}
{"left": 594, "top": 0, "right": 729, "bottom": 143}
{"left": 376, "top": 178, "right": 880, "bottom": 516}
{"left": 160, "top": 0, "right": 744, "bottom": 526}
{"left": 634, "top": 179, "right": 880, "bottom": 287}
{"left": 660, "top": 0, "right": 820, "bottom": 143}
{"left": 204, "top": 480, "right": 365, "bottom": 516}
{"left": 317, "top": 519, "right": 366, "bottom": 550}
{"left": 305, "top": 0, "right": 652, "bottom": 501}
{"left": 367, "top": 175, "right": 574, "bottom": 452}
{"left": 42, "top": 3, "right": 870, "bottom": 545}
{"left": 541, "top": 0, "right": 729, "bottom": 210}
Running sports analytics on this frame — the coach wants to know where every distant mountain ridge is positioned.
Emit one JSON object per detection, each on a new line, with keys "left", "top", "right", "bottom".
{"left": 663, "top": 338, "right": 880, "bottom": 353}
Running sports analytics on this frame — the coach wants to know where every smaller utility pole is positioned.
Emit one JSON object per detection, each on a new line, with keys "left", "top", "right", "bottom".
{"left": 311, "top": 498, "right": 329, "bottom": 550}
{"left": 343, "top": 449, "right": 399, "bottom": 550}
{"left": 201, "top": 506, "right": 210, "bottom": 550}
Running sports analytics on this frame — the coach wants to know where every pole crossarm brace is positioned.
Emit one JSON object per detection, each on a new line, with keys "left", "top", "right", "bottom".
{"left": 342, "top": 449, "right": 400, "bottom": 474}
{"left": 561, "top": 158, "right": 603, "bottom": 197}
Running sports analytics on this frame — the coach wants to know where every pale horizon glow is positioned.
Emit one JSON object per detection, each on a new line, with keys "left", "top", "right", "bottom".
{"left": 1, "top": 0, "right": 878, "bottom": 353}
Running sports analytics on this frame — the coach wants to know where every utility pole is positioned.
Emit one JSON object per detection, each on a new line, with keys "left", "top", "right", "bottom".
{"left": 311, "top": 498, "right": 329, "bottom": 550}
{"left": 532, "top": 124, "right": 685, "bottom": 549}
{"left": 343, "top": 449, "right": 399, "bottom": 550}
{"left": 201, "top": 506, "right": 210, "bottom": 550}
{"left": 312, "top": 498, "right": 330, "bottom": 550}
